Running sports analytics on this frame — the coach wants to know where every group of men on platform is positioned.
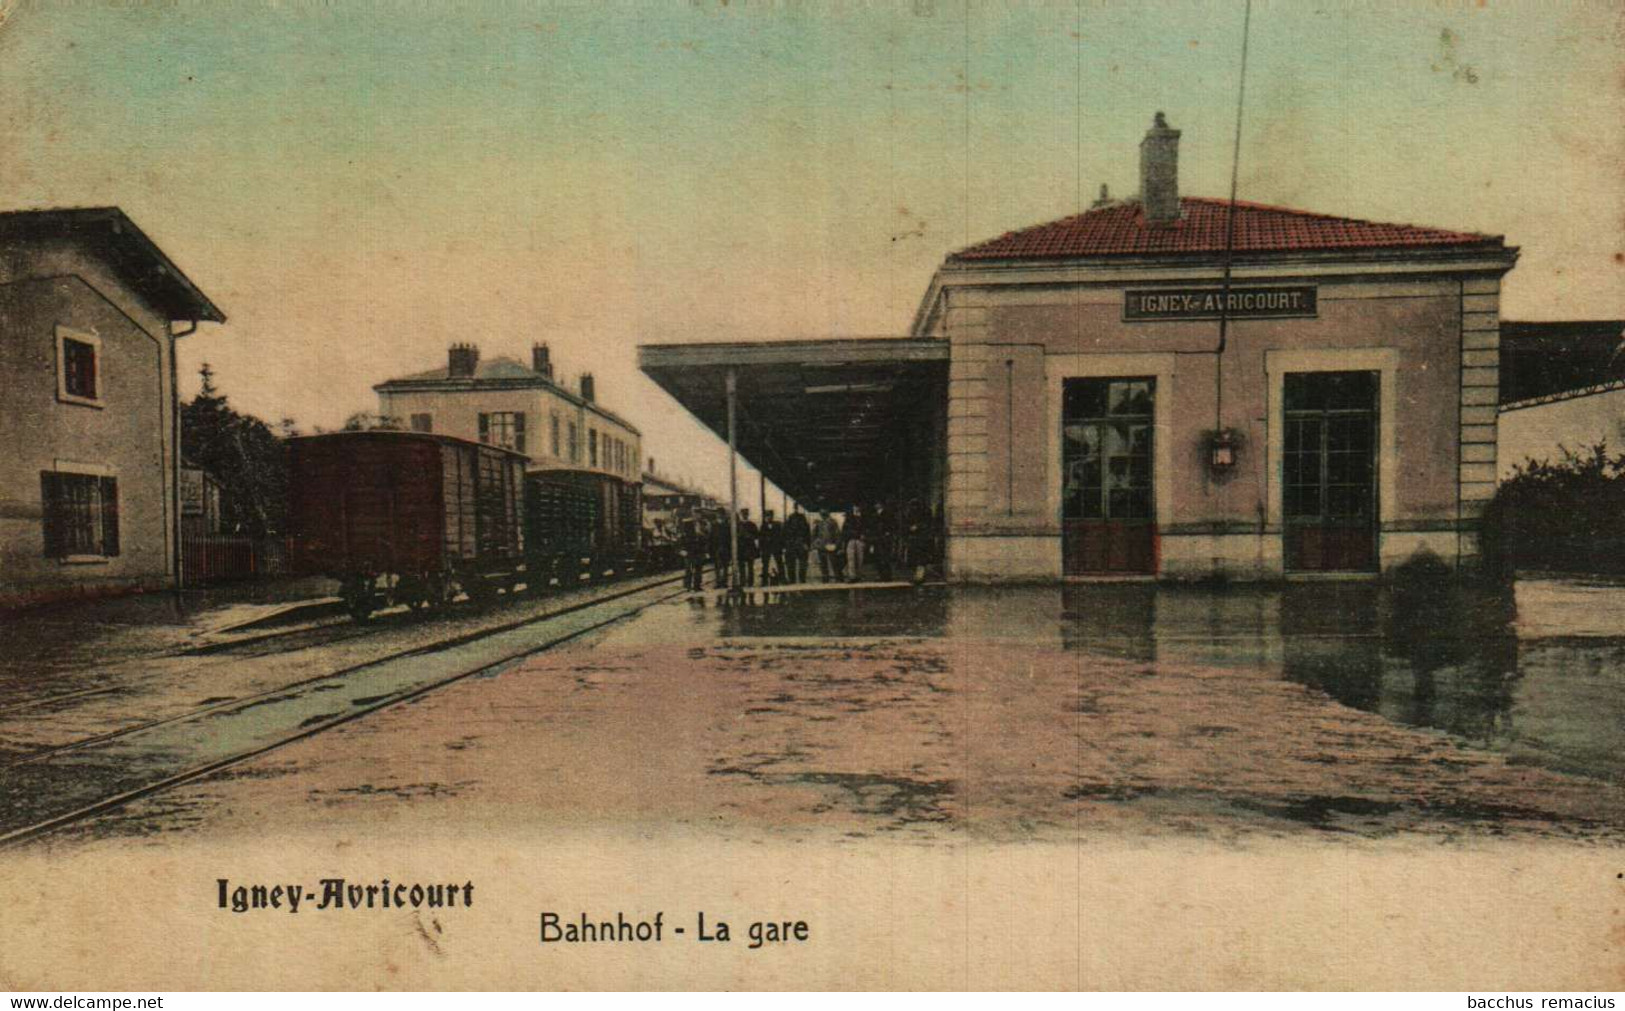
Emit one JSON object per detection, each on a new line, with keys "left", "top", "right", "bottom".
{"left": 676, "top": 502, "right": 941, "bottom": 592}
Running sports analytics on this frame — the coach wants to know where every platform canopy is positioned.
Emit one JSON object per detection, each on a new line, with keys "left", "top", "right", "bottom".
{"left": 638, "top": 337, "right": 948, "bottom": 511}
{"left": 1499, "top": 320, "right": 1625, "bottom": 410}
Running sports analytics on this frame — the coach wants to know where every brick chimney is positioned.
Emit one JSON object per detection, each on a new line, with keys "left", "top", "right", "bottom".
{"left": 448, "top": 342, "right": 480, "bottom": 378}
{"left": 1139, "top": 112, "right": 1181, "bottom": 226}
{"left": 580, "top": 373, "right": 595, "bottom": 402}
{"left": 532, "top": 342, "right": 553, "bottom": 380}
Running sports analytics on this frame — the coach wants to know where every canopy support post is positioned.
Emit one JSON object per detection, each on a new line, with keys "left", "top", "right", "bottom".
{"left": 727, "top": 368, "right": 740, "bottom": 592}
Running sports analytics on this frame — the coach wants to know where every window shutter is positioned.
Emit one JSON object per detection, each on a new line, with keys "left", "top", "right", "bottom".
{"left": 39, "top": 471, "right": 62, "bottom": 558}
{"left": 477, "top": 413, "right": 490, "bottom": 443}
{"left": 100, "top": 476, "right": 120, "bottom": 556}
{"left": 514, "top": 413, "right": 526, "bottom": 454}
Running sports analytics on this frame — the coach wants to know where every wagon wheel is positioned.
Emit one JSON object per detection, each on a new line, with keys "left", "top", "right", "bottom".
{"left": 464, "top": 576, "right": 498, "bottom": 605}
{"left": 401, "top": 574, "right": 432, "bottom": 613}
{"left": 342, "top": 576, "right": 375, "bottom": 623}
{"left": 425, "top": 574, "right": 453, "bottom": 610}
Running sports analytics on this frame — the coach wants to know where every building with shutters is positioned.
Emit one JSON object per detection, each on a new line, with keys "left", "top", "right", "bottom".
{"left": 0, "top": 207, "right": 225, "bottom": 608}
{"left": 373, "top": 342, "right": 641, "bottom": 483}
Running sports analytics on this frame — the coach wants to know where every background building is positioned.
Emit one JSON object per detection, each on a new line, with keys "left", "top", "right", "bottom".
{"left": 0, "top": 208, "right": 224, "bottom": 607}
{"left": 374, "top": 342, "right": 641, "bottom": 482}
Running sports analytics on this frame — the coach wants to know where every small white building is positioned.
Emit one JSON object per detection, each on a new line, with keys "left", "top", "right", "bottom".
{"left": 374, "top": 343, "right": 641, "bottom": 482}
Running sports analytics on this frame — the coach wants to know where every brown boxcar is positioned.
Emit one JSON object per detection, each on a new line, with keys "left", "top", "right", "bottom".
{"left": 287, "top": 431, "right": 527, "bottom": 619}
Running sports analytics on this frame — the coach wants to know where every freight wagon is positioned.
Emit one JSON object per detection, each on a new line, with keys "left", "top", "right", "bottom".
{"left": 524, "top": 469, "right": 643, "bottom": 586}
{"left": 287, "top": 431, "right": 527, "bottom": 620}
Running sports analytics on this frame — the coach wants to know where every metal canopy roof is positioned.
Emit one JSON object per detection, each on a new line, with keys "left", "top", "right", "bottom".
{"left": 1499, "top": 320, "right": 1625, "bottom": 411}
{"left": 638, "top": 337, "right": 948, "bottom": 509}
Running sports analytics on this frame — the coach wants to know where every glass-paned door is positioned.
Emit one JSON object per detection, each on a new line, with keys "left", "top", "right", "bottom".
{"left": 1062, "top": 378, "right": 1156, "bottom": 574}
{"left": 1283, "top": 370, "right": 1378, "bottom": 572}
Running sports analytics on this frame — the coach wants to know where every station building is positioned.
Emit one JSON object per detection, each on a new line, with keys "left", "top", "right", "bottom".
{"left": 642, "top": 115, "right": 1521, "bottom": 582}
{"left": 0, "top": 208, "right": 224, "bottom": 607}
{"left": 374, "top": 342, "right": 641, "bottom": 484}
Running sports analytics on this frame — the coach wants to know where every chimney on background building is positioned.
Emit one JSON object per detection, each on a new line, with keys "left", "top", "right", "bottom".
{"left": 580, "top": 373, "right": 595, "bottom": 402}
{"left": 1139, "top": 112, "right": 1181, "bottom": 226}
{"left": 448, "top": 342, "right": 480, "bottom": 378}
{"left": 532, "top": 342, "right": 553, "bottom": 379}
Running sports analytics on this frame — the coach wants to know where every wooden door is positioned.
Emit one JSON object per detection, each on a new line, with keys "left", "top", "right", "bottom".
{"left": 1062, "top": 378, "right": 1157, "bottom": 575}
{"left": 1283, "top": 371, "right": 1379, "bottom": 572}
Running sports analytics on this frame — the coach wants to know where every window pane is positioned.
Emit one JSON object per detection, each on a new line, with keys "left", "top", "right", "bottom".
{"left": 1329, "top": 415, "right": 1373, "bottom": 453}
{"left": 1063, "top": 380, "right": 1107, "bottom": 420}
{"left": 63, "top": 339, "right": 97, "bottom": 399}
{"left": 1109, "top": 380, "right": 1153, "bottom": 417}
{"left": 1285, "top": 483, "right": 1321, "bottom": 519}
{"left": 1128, "top": 424, "right": 1152, "bottom": 457}
{"left": 1328, "top": 485, "right": 1371, "bottom": 518}
{"left": 1285, "top": 370, "right": 1377, "bottom": 412}
{"left": 1063, "top": 423, "right": 1098, "bottom": 460}
{"left": 44, "top": 472, "right": 112, "bottom": 556}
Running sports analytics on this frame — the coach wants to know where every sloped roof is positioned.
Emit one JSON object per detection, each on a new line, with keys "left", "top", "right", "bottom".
{"left": 375, "top": 355, "right": 640, "bottom": 435}
{"left": 0, "top": 206, "right": 225, "bottom": 323}
{"left": 949, "top": 197, "right": 1504, "bottom": 261}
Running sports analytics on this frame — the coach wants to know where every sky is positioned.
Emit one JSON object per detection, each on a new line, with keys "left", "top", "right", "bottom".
{"left": 0, "top": 0, "right": 1620, "bottom": 499}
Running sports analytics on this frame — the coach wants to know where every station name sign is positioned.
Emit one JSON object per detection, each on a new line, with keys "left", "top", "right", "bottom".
{"left": 1124, "top": 285, "right": 1317, "bottom": 321}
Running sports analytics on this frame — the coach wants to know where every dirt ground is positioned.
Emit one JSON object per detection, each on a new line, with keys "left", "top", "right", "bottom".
{"left": 58, "top": 611, "right": 1625, "bottom": 845}
{"left": 13, "top": 587, "right": 1625, "bottom": 989}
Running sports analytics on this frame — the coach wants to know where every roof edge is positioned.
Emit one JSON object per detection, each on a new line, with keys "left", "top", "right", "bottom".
{"left": 0, "top": 206, "right": 225, "bottom": 323}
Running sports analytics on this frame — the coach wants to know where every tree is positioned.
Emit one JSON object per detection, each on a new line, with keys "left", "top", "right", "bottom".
{"left": 341, "top": 411, "right": 402, "bottom": 432}
{"left": 181, "top": 363, "right": 291, "bottom": 538}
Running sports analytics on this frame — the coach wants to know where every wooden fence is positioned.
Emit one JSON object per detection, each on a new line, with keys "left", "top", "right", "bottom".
{"left": 181, "top": 533, "right": 290, "bottom": 585}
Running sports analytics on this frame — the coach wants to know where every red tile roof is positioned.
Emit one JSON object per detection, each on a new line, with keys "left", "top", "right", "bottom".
{"left": 949, "top": 197, "right": 1503, "bottom": 261}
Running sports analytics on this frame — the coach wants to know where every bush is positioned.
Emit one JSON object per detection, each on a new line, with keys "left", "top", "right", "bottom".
{"left": 1480, "top": 442, "right": 1625, "bottom": 576}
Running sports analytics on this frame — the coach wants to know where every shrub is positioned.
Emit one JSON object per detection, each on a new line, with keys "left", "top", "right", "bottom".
{"left": 1480, "top": 442, "right": 1625, "bottom": 576}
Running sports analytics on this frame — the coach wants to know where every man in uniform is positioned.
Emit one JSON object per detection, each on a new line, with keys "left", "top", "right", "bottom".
{"left": 737, "top": 508, "right": 761, "bottom": 587}
{"left": 841, "top": 504, "right": 867, "bottom": 583}
{"left": 679, "top": 519, "right": 707, "bottom": 592}
{"left": 812, "top": 508, "right": 842, "bottom": 583}
{"left": 760, "top": 509, "right": 785, "bottom": 585}
{"left": 782, "top": 505, "right": 811, "bottom": 585}
{"left": 710, "top": 512, "right": 732, "bottom": 588}
{"left": 870, "top": 502, "right": 895, "bottom": 582}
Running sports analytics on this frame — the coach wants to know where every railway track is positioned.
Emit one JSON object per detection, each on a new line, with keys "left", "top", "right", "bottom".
{"left": 0, "top": 569, "right": 673, "bottom": 718}
{"left": 0, "top": 575, "right": 685, "bottom": 849}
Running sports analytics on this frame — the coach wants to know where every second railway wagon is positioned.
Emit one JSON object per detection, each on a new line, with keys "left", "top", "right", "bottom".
{"left": 524, "top": 469, "right": 643, "bottom": 585}
{"left": 287, "top": 431, "right": 527, "bottom": 620}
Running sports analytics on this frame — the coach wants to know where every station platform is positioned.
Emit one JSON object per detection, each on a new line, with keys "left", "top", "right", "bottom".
{"left": 683, "top": 579, "right": 938, "bottom": 604}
